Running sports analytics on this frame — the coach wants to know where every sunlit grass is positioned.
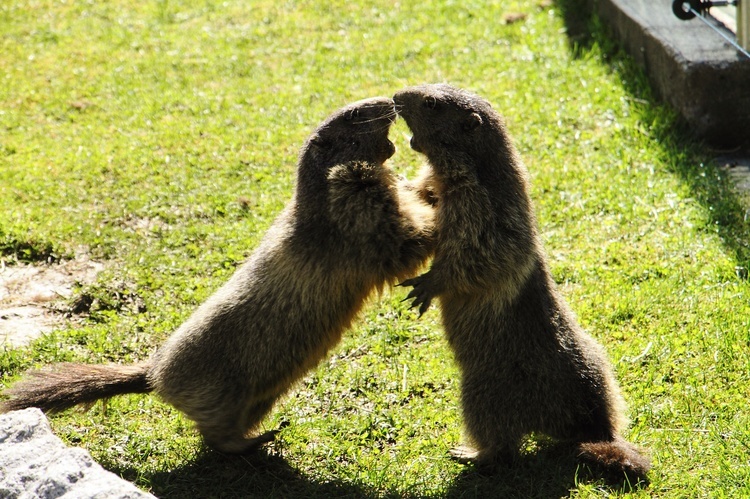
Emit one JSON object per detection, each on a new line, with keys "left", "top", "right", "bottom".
{"left": 2, "top": 0, "right": 749, "bottom": 497}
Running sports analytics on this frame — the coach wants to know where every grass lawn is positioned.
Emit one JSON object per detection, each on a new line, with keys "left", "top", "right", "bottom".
{"left": 2, "top": 0, "right": 749, "bottom": 497}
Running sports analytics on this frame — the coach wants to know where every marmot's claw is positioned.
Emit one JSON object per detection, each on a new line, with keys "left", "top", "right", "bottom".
{"left": 404, "top": 286, "right": 420, "bottom": 302}
{"left": 405, "top": 296, "right": 430, "bottom": 317}
{"left": 398, "top": 275, "right": 423, "bottom": 288}
{"left": 449, "top": 445, "right": 480, "bottom": 463}
{"left": 418, "top": 298, "right": 431, "bottom": 317}
{"left": 401, "top": 276, "right": 433, "bottom": 316}
{"left": 399, "top": 272, "right": 434, "bottom": 317}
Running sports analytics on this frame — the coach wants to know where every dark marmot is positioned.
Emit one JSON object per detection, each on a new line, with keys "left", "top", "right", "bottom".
{"left": 393, "top": 84, "right": 650, "bottom": 481}
{"left": 1, "top": 97, "right": 435, "bottom": 454}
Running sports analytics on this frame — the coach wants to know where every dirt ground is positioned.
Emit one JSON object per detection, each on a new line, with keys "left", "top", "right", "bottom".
{"left": 0, "top": 257, "right": 103, "bottom": 348}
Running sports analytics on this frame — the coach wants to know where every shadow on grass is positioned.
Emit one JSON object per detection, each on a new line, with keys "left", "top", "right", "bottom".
{"left": 442, "top": 441, "right": 647, "bottom": 499}
{"left": 556, "top": 0, "right": 750, "bottom": 270}
{"left": 108, "top": 440, "right": 643, "bottom": 498}
{"left": 112, "top": 447, "right": 376, "bottom": 499}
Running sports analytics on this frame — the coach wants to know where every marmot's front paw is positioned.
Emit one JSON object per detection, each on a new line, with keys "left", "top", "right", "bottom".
{"left": 399, "top": 273, "right": 436, "bottom": 317}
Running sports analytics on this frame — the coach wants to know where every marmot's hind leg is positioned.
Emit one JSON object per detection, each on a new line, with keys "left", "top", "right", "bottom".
{"left": 197, "top": 397, "right": 278, "bottom": 454}
{"left": 451, "top": 413, "right": 523, "bottom": 472}
{"left": 456, "top": 377, "right": 525, "bottom": 471}
{"left": 449, "top": 443, "right": 519, "bottom": 474}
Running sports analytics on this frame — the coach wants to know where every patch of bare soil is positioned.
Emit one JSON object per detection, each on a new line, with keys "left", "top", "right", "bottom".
{"left": 0, "top": 257, "right": 104, "bottom": 348}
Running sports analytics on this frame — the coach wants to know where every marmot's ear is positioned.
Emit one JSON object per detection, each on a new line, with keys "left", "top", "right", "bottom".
{"left": 463, "top": 112, "right": 483, "bottom": 131}
{"left": 309, "top": 134, "right": 332, "bottom": 149}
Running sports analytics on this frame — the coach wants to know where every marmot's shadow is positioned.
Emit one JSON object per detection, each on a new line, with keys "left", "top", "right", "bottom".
{"left": 110, "top": 447, "right": 380, "bottom": 499}
{"left": 108, "top": 440, "right": 644, "bottom": 498}
{"left": 443, "top": 441, "right": 648, "bottom": 498}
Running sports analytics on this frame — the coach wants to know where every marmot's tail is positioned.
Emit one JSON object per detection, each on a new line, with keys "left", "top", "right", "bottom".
{"left": 578, "top": 437, "right": 651, "bottom": 483}
{"left": 0, "top": 362, "right": 153, "bottom": 413}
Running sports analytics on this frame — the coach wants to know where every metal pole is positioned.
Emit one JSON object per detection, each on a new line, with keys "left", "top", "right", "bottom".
{"left": 739, "top": 0, "right": 750, "bottom": 49}
{"left": 687, "top": 4, "right": 750, "bottom": 59}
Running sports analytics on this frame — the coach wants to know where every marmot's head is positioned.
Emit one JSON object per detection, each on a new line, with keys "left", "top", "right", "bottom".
{"left": 300, "top": 97, "right": 397, "bottom": 170}
{"left": 394, "top": 84, "right": 510, "bottom": 177}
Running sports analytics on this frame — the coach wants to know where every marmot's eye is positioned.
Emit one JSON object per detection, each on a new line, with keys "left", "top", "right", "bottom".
{"left": 345, "top": 108, "right": 360, "bottom": 121}
{"left": 423, "top": 96, "right": 437, "bottom": 109}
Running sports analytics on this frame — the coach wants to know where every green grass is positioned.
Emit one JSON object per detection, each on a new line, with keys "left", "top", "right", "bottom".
{"left": 2, "top": 0, "right": 750, "bottom": 497}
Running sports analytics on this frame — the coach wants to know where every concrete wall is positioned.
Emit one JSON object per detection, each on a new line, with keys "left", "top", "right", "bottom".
{"left": 586, "top": 0, "right": 750, "bottom": 146}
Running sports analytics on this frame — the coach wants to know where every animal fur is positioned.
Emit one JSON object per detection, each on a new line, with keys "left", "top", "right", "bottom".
{"left": 393, "top": 83, "right": 650, "bottom": 482}
{"left": 1, "top": 97, "right": 435, "bottom": 454}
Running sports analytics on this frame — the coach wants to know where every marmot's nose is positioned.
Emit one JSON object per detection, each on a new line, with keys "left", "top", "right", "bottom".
{"left": 393, "top": 89, "right": 418, "bottom": 108}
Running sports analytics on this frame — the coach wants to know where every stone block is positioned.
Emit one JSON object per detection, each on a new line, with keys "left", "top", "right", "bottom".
{"left": 0, "top": 408, "right": 154, "bottom": 499}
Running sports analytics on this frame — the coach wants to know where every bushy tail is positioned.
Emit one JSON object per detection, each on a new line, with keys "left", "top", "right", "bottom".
{"left": 578, "top": 437, "right": 651, "bottom": 484}
{"left": 0, "top": 362, "right": 153, "bottom": 413}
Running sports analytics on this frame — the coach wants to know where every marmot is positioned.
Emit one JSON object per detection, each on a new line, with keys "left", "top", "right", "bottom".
{"left": 393, "top": 84, "right": 650, "bottom": 481}
{"left": 1, "top": 97, "right": 435, "bottom": 454}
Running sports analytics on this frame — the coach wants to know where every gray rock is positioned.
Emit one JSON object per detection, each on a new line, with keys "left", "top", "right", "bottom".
{"left": 0, "top": 408, "right": 155, "bottom": 499}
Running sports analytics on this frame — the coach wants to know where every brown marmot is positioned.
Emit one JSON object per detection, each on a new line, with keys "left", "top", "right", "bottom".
{"left": 393, "top": 83, "right": 650, "bottom": 481}
{"left": 1, "top": 97, "right": 435, "bottom": 454}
